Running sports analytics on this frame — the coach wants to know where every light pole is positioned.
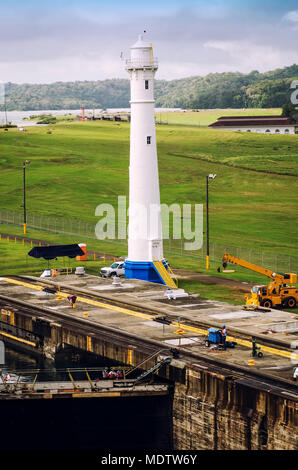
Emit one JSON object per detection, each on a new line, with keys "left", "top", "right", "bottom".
{"left": 23, "top": 160, "right": 31, "bottom": 234}
{"left": 206, "top": 173, "right": 216, "bottom": 269}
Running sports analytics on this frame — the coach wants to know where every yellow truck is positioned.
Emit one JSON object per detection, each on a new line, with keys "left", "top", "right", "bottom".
{"left": 222, "top": 253, "right": 298, "bottom": 309}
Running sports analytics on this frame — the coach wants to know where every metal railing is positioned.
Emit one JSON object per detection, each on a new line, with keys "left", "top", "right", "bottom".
{"left": 125, "top": 58, "right": 158, "bottom": 69}
{"left": 1, "top": 209, "right": 297, "bottom": 273}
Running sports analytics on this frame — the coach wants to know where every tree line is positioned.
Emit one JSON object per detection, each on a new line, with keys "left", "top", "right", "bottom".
{"left": 1, "top": 65, "right": 298, "bottom": 111}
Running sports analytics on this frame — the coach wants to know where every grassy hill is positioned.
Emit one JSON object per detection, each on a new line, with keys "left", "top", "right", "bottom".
{"left": 0, "top": 117, "right": 297, "bottom": 260}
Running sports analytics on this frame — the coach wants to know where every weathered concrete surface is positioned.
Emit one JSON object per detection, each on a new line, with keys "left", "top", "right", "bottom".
{"left": 173, "top": 366, "right": 297, "bottom": 450}
{"left": 0, "top": 275, "right": 297, "bottom": 380}
{"left": 0, "top": 275, "right": 297, "bottom": 450}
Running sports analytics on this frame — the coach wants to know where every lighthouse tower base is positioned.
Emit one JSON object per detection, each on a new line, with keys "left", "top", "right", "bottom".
{"left": 124, "top": 260, "right": 177, "bottom": 288}
{"left": 124, "top": 261, "right": 161, "bottom": 284}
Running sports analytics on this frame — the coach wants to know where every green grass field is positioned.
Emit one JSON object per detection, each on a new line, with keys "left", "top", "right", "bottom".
{"left": 156, "top": 108, "right": 281, "bottom": 126}
{"left": 0, "top": 109, "right": 296, "bottom": 310}
{"left": 0, "top": 237, "right": 271, "bottom": 306}
{"left": 0, "top": 236, "right": 243, "bottom": 306}
{"left": 0, "top": 113, "right": 297, "bottom": 256}
{"left": 1, "top": 238, "right": 297, "bottom": 314}
{"left": 0, "top": 237, "right": 106, "bottom": 276}
{"left": 0, "top": 224, "right": 272, "bottom": 284}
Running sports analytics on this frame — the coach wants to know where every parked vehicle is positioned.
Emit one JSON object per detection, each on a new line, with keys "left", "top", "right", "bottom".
{"left": 100, "top": 261, "right": 125, "bottom": 278}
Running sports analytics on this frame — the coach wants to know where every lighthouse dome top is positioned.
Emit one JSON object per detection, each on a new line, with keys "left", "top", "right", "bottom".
{"left": 126, "top": 34, "right": 158, "bottom": 71}
{"left": 131, "top": 34, "right": 151, "bottom": 49}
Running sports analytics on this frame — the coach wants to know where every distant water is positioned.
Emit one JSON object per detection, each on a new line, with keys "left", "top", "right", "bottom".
{"left": 0, "top": 108, "right": 181, "bottom": 127}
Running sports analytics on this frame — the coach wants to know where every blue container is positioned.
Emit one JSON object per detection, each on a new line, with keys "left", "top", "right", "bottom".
{"left": 208, "top": 328, "right": 221, "bottom": 344}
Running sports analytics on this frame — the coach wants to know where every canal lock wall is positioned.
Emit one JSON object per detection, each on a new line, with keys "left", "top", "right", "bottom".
{"left": 0, "top": 305, "right": 297, "bottom": 450}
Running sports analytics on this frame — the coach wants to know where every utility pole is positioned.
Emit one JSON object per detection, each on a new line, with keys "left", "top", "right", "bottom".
{"left": 23, "top": 160, "right": 31, "bottom": 234}
{"left": 206, "top": 176, "right": 209, "bottom": 269}
{"left": 206, "top": 174, "right": 216, "bottom": 269}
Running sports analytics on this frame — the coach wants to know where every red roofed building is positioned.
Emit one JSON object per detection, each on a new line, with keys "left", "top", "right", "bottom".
{"left": 208, "top": 115, "right": 297, "bottom": 134}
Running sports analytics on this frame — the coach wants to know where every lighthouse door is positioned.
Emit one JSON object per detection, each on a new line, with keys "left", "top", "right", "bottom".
{"left": 149, "top": 239, "right": 162, "bottom": 261}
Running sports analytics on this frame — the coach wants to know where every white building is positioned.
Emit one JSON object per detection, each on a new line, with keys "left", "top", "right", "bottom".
{"left": 209, "top": 115, "right": 297, "bottom": 134}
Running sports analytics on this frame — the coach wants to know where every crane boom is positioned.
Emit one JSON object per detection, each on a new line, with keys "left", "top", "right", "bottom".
{"left": 222, "top": 253, "right": 284, "bottom": 281}
{"left": 222, "top": 253, "right": 298, "bottom": 309}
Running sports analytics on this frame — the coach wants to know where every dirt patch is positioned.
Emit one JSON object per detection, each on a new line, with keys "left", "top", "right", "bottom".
{"left": 173, "top": 269, "right": 253, "bottom": 291}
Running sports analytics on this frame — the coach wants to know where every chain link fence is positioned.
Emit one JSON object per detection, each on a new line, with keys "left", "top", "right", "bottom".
{"left": 163, "top": 238, "right": 298, "bottom": 273}
{"left": 1, "top": 209, "right": 297, "bottom": 273}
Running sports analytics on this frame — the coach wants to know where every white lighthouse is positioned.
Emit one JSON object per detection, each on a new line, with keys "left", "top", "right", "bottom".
{"left": 124, "top": 35, "right": 174, "bottom": 286}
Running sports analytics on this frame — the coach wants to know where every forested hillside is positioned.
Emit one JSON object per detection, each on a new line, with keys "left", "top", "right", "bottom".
{"left": 1, "top": 65, "right": 298, "bottom": 111}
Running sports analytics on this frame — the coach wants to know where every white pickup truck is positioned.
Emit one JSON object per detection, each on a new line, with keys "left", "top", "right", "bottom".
{"left": 100, "top": 261, "right": 125, "bottom": 278}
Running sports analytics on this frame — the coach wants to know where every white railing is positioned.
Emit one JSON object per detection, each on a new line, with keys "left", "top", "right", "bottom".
{"left": 125, "top": 58, "right": 158, "bottom": 69}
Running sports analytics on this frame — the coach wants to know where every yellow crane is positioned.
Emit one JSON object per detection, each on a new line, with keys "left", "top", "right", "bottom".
{"left": 222, "top": 253, "right": 298, "bottom": 309}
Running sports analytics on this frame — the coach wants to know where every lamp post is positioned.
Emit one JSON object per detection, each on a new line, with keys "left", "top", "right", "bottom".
{"left": 206, "top": 173, "right": 216, "bottom": 269}
{"left": 23, "top": 160, "right": 31, "bottom": 234}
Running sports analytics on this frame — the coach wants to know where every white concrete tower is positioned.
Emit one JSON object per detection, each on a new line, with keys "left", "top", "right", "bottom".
{"left": 124, "top": 35, "right": 165, "bottom": 283}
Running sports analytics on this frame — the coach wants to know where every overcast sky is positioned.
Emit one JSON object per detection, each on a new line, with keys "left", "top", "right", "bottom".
{"left": 1, "top": 0, "right": 298, "bottom": 83}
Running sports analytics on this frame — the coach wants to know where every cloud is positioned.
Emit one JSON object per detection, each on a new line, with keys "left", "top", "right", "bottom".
{"left": 203, "top": 39, "right": 298, "bottom": 74}
{"left": 0, "top": 2, "right": 298, "bottom": 83}
{"left": 283, "top": 10, "right": 298, "bottom": 22}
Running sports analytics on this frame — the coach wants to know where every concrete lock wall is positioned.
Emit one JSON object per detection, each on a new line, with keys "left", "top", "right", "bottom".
{"left": 173, "top": 367, "right": 297, "bottom": 450}
{"left": 0, "top": 307, "right": 297, "bottom": 450}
